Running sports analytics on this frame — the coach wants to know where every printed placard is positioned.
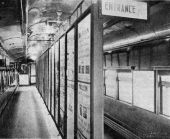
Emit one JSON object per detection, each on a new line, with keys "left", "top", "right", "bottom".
{"left": 67, "top": 80, "right": 75, "bottom": 139}
{"left": 60, "top": 36, "right": 65, "bottom": 81}
{"left": 67, "top": 28, "right": 75, "bottom": 81}
{"left": 60, "top": 86, "right": 65, "bottom": 111}
{"left": 60, "top": 110, "right": 65, "bottom": 135}
{"left": 59, "top": 36, "right": 66, "bottom": 134}
{"left": 77, "top": 82, "right": 90, "bottom": 139}
{"left": 78, "top": 14, "right": 91, "bottom": 83}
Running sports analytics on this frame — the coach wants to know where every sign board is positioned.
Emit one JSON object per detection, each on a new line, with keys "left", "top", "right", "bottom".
{"left": 67, "top": 28, "right": 75, "bottom": 81}
{"left": 78, "top": 14, "right": 91, "bottom": 83}
{"left": 78, "top": 13, "right": 91, "bottom": 139}
{"left": 67, "top": 81, "right": 75, "bottom": 139}
{"left": 102, "top": 0, "right": 147, "bottom": 20}
{"left": 78, "top": 82, "right": 90, "bottom": 139}
{"left": 59, "top": 36, "right": 66, "bottom": 135}
{"left": 67, "top": 28, "right": 75, "bottom": 139}
{"left": 55, "top": 41, "right": 59, "bottom": 124}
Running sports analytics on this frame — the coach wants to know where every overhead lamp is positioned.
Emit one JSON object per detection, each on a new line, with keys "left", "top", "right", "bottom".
{"left": 56, "top": 10, "right": 62, "bottom": 17}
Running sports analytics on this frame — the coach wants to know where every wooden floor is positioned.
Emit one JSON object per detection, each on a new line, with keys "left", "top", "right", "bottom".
{"left": 0, "top": 86, "right": 61, "bottom": 138}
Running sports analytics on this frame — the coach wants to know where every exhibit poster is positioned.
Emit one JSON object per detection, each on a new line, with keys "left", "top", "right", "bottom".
{"left": 67, "top": 28, "right": 75, "bottom": 139}
{"left": 51, "top": 45, "right": 55, "bottom": 116}
{"left": 67, "top": 80, "right": 75, "bottom": 139}
{"left": 60, "top": 110, "right": 65, "bottom": 135}
{"left": 60, "top": 36, "right": 65, "bottom": 84}
{"left": 78, "top": 14, "right": 91, "bottom": 83}
{"left": 60, "top": 86, "right": 65, "bottom": 111}
{"left": 59, "top": 36, "right": 66, "bottom": 135}
{"left": 48, "top": 48, "right": 52, "bottom": 110}
{"left": 55, "top": 41, "right": 59, "bottom": 124}
{"left": 67, "top": 28, "right": 75, "bottom": 81}
{"left": 77, "top": 13, "right": 91, "bottom": 139}
{"left": 60, "top": 36, "right": 65, "bottom": 111}
{"left": 77, "top": 82, "right": 90, "bottom": 139}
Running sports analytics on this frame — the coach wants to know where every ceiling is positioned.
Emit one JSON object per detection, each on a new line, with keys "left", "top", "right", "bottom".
{"left": 0, "top": 0, "right": 83, "bottom": 62}
{"left": 0, "top": 0, "right": 24, "bottom": 61}
{"left": 0, "top": 0, "right": 168, "bottom": 62}
{"left": 27, "top": 0, "right": 82, "bottom": 60}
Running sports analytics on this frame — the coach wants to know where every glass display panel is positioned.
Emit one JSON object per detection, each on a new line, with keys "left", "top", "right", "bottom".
{"left": 48, "top": 48, "right": 52, "bottom": 110}
{"left": 55, "top": 41, "right": 59, "bottom": 124}
{"left": 77, "top": 14, "right": 91, "bottom": 139}
{"left": 45, "top": 52, "right": 49, "bottom": 105}
{"left": 78, "top": 82, "right": 90, "bottom": 139}
{"left": 67, "top": 28, "right": 75, "bottom": 139}
{"left": 60, "top": 109, "right": 65, "bottom": 135}
{"left": 118, "top": 71, "right": 132, "bottom": 104}
{"left": 105, "top": 69, "right": 118, "bottom": 98}
{"left": 67, "top": 28, "right": 75, "bottom": 81}
{"left": 67, "top": 81, "right": 75, "bottom": 139}
{"left": 51, "top": 45, "right": 55, "bottom": 116}
{"left": 59, "top": 36, "right": 66, "bottom": 135}
{"left": 133, "top": 71, "right": 154, "bottom": 112}
{"left": 78, "top": 14, "right": 91, "bottom": 83}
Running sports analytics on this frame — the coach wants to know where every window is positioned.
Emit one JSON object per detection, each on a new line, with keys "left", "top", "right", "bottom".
{"left": 118, "top": 71, "right": 132, "bottom": 104}
{"left": 133, "top": 71, "right": 154, "bottom": 112}
{"left": 160, "top": 75, "right": 170, "bottom": 117}
{"left": 105, "top": 69, "right": 118, "bottom": 98}
{"left": 104, "top": 70, "right": 155, "bottom": 112}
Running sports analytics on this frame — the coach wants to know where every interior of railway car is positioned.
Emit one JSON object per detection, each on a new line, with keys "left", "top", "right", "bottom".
{"left": 0, "top": 0, "right": 170, "bottom": 139}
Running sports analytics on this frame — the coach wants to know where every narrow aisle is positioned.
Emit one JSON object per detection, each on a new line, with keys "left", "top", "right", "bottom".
{"left": 0, "top": 86, "right": 61, "bottom": 138}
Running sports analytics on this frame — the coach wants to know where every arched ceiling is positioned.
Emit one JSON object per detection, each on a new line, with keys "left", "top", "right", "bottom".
{"left": 0, "top": 0, "right": 165, "bottom": 62}
{"left": 0, "top": 0, "right": 24, "bottom": 61}
{"left": 0, "top": 0, "right": 83, "bottom": 61}
{"left": 27, "top": 0, "right": 82, "bottom": 60}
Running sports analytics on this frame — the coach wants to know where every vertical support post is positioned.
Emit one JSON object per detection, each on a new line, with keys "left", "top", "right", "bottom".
{"left": 64, "top": 35, "right": 68, "bottom": 139}
{"left": 155, "top": 70, "right": 160, "bottom": 114}
{"left": 91, "top": 3, "right": 104, "bottom": 139}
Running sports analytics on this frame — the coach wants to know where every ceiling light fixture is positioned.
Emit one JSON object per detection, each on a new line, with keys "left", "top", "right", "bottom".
{"left": 56, "top": 10, "right": 62, "bottom": 17}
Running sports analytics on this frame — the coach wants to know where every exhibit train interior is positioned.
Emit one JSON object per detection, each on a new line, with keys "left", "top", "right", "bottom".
{"left": 1, "top": 0, "right": 170, "bottom": 139}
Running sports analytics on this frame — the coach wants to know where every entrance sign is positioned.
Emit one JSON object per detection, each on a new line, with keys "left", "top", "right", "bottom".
{"left": 102, "top": 0, "right": 147, "bottom": 20}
